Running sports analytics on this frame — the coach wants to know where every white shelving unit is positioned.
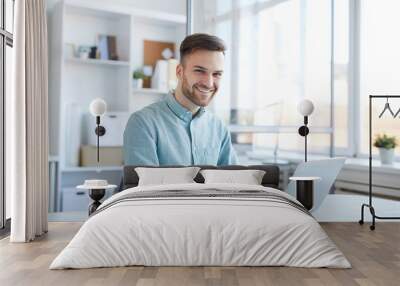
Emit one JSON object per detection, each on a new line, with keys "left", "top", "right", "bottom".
{"left": 49, "top": 0, "right": 186, "bottom": 212}
{"left": 130, "top": 88, "right": 169, "bottom": 113}
{"left": 61, "top": 166, "right": 123, "bottom": 172}
{"left": 65, "top": 57, "right": 130, "bottom": 67}
{"left": 132, "top": 88, "right": 169, "bottom": 95}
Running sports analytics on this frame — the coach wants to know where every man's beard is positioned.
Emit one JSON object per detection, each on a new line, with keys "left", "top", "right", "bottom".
{"left": 181, "top": 75, "right": 216, "bottom": 107}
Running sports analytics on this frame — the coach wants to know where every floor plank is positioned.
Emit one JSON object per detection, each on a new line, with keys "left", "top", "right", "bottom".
{"left": 0, "top": 222, "right": 399, "bottom": 286}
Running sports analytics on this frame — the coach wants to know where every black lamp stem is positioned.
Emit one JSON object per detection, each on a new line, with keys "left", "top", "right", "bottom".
{"left": 297, "top": 116, "right": 309, "bottom": 162}
{"left": 305, "top": 132, "right": 307, "bottom": 162}
{"left": 96, "top": 116, "right": 100, "bottom": 163}
{"left": 97, "top": 128, "right": 99, "bottom": 163}
{"left": 304, "top": 116, "right": 308, "bottom": 162}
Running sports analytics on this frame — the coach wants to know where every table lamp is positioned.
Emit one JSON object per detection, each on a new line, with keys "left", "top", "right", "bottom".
{"left": 297, "top": 99, "right": 314, "bottom": 162}
{"left": 89, "top": 98, "right": 107, "bottom": 163}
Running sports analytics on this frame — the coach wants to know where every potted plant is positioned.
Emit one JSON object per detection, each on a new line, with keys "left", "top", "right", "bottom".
{"left": 373, "top": 134, "right": 397, "bottom": 165}
{"left": 132, "top": 69, "right": 145, "bottom": 88}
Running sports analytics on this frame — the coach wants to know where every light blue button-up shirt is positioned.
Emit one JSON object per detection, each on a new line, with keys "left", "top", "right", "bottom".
{"left": 123, "top": 94, "right": 238, "bottom": 166}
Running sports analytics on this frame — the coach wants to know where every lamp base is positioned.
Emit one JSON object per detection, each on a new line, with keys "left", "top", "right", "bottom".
{"left": 296, "top": 180, "right": 313, "bottom": 210}
{"left": 88, "top": 188, "right": 106, "bottom": 215}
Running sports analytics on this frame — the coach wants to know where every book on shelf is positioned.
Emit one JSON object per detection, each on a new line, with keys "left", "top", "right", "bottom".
{"left": 98, "top": 35, "right": 118, "bottom": 61}
{"left": 107, "top": 36, "right": 118, "bottom": 60}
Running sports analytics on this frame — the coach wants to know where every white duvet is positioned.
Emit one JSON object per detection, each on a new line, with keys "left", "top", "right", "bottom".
{"left": 50, "top": 183, "right": 351, "bottom": 269}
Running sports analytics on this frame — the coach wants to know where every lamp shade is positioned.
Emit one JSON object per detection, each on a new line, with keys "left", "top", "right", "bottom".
{"left": 297, "top": 99, "right": 314, "bottom": 116}
{"left": 89, "top": 98, "right": 107, "bottom": 116}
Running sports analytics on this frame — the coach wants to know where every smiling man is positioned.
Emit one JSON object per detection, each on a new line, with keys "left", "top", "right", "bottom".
{"left": 123, "top": 33, "right": 238, "bottom": 166}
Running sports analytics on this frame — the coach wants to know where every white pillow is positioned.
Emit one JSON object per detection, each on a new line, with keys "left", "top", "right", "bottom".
{"left": 200, "top": 169, "right": 266, "bottom": 185}
{"left": 135, "top": 167, "right": 201, "bottom": 186}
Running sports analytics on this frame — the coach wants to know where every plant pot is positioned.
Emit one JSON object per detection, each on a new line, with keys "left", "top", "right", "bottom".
{"left": 132, "top": 78, "right": 143, "bottom": 89}
{"left": 378, "top": 148, "right": 395, "bottom": 165}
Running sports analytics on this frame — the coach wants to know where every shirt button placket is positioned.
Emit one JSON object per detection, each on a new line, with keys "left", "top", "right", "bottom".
{"left": 190, "top": 121, "right": 197, "bottom": 164}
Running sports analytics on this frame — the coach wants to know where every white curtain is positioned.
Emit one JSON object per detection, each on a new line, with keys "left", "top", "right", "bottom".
{"left": 8, "top": 0, "right": 49, "bottom": 242}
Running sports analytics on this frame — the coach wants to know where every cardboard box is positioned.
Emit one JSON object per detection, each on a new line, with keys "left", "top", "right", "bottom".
{"left": 80, "top": 145, "right": 123, "bottom": 166}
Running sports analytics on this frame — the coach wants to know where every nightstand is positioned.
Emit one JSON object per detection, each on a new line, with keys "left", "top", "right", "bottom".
{"left": 289, "top": 176, "right": 321, "bottom": 210}
{"left": 77, "top": 180, "right": 117, "bottom": 215}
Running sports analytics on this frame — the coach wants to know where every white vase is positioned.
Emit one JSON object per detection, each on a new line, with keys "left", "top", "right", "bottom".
{"left": 378, "top": 148, "right": 395, "bottom": 165}
{"left": 133, "top": 78, "right": 143, "bottom": 89}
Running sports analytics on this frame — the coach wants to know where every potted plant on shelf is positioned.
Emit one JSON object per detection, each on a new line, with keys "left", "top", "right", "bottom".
{"left": 132, "top": 69, "right": 145, "bottom": 89}
{"left": 373, "top": 134, "right": 397, "bottom": 165}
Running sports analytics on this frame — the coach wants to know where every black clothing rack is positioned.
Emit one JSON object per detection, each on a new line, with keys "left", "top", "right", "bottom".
{"left": 359, "top": 95, "right": 400, "bottom": 230}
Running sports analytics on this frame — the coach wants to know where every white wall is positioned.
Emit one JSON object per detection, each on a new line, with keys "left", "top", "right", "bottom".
{"left": 47, "top": 0, "right": 186, "bottom": 15}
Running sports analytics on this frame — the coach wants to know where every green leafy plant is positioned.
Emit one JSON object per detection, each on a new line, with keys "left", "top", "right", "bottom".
{"left": 132, "top": 69, "right": 145, "bottom": 80}
{"left": 373, "top": 134, "right": 397, "bottom": 149}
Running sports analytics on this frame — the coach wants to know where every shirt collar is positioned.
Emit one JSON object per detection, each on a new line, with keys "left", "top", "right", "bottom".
{"left": 166, "top": 93, "right": 206, "bottom": 122}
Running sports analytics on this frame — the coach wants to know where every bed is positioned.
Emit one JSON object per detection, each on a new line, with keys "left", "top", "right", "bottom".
{"left": 50, "top": 165, "right": 351, "bottom": 269}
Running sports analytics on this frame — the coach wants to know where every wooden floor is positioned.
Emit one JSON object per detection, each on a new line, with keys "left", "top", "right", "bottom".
{"left": 0, "top": 222, "right": 399, "bottom": 286}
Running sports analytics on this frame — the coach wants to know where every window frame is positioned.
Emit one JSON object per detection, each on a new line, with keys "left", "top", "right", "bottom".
{"left": 0, "top": 0, "right": 14, "bottom": 231}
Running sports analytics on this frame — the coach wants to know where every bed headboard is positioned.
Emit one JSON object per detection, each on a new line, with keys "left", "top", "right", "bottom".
{"left": 122, "top": 165, "right": 280, "bottom": 190}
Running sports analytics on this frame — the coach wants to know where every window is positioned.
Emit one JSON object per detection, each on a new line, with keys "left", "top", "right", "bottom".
{"left": 194, "top": 0, "right": 334, "bottom": 156}
{"left": 333, "top": 0, "right": 350, "bottom": 154}
{"left": 193, "top": 1, "right": 398, "bottom": 162}
{"left": 359, "top": 0, "right": 400, "bottom": 158}
{"left": 1, "top": 0, "right": 14, "bottom": 231}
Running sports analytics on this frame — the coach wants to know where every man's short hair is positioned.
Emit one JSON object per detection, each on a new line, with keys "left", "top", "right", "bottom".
{"left": 179, "top": 33, "right": 226, "bottom": 64}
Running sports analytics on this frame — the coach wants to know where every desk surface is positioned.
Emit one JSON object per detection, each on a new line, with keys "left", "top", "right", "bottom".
{"left": 289, "top": 176, "right": 321, "bottom": 181}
